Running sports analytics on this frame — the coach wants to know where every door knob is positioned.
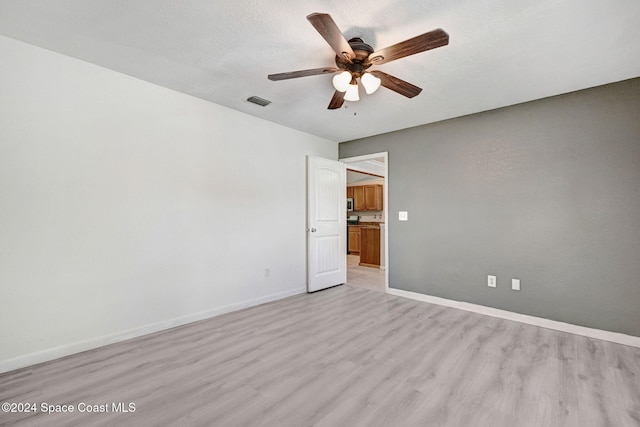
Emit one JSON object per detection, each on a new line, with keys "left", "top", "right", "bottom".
{"left": 311, "top": 228, "right": 317, "bottom": 233}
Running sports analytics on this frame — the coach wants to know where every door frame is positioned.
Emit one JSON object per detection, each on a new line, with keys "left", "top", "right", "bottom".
{"left": 339, "top": 152, "right": 389, "bottom": 292}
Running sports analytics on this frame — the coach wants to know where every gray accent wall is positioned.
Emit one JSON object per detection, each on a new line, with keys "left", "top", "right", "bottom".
{"left": 339, "top": 78, "right": 640, "bottom": 337}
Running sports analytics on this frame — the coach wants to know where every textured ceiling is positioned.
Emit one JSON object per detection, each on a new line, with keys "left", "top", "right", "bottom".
{"left": 1, "top": 0, "right": 639, "bottom": 142}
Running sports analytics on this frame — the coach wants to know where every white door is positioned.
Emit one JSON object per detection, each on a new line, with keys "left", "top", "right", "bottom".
{"left": 307, "top": 156, "right": 346, "bottom": 292}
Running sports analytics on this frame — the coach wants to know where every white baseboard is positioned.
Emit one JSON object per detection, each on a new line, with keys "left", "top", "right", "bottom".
{"left": 0, "top": 287, "right": 306, "bottom": 374}
{"left": 387, "top": 288, "right": 640, "bottom": 348}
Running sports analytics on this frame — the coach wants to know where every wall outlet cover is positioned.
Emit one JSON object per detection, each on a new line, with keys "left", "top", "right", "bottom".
{"left": 488, "top": 275, "right": 497, "bottom": 288}
{"left": 399, "top": 211, "right": 408, "bottom": 221}
{"left": 512, "top": 278, "right": 520, "bottom": 291}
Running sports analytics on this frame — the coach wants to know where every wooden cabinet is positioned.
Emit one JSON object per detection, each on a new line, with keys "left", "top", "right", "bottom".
{"left": 348, "top": 226, "right": 361, "bottom": 254}
{"left": 353, "top": 186, "right": 365, "bottom": 211}
{"left": 349, "top": 224, "right": 381, "bottom": 266}
{"left": 348, "top": 184, "right": 382, "bottom": 211}
{"left": 346, "top": 186, "right": 354, "bottom": 199}
{"left": 359, "top": 226, "right": 381, "bottom": 267}
{"left": 364, "top": 185, "right": 383, "bottom": 211}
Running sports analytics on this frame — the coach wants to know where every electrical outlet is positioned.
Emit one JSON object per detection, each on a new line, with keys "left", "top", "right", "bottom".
{"left": 488, "top": 275, "right": 496, "bottom": 288}
{"left": 512, "top": 278, "right": 520, "bottom": 291}
{"left": 399, "top": 211, "right": 408, "bottom": 221}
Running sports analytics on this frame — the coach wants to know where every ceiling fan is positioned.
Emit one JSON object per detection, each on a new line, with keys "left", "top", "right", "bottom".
{"left": 268, "top": 13, "right": 449, "bottom": 110}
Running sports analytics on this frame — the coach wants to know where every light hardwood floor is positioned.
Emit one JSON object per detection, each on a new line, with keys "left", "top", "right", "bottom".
{"left": 2, "top": 285, "right": 640, "bottom": 426}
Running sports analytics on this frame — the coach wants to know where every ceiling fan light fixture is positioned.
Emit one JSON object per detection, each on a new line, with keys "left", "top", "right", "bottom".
{"left": 332, "top": 71, "right": 352, "bottom": 92}
{"left": 361, "top": 72, "right": 382, "bottom": 95}
{"left": 344, "top": 80, "right": 360, "bottom": 102}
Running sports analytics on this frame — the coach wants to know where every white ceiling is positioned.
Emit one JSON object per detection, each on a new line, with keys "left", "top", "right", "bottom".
{"left": 1, "top": 0, "right": 639, "bottom": 142}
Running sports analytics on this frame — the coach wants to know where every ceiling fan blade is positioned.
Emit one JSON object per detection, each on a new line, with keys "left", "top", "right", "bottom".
{"left": 367, "top": 29, "right": 449, "bottom": 65}
{"left": 328, "top": 90, "right": 345, "bottom": 110}
{"left": 369, "top": 71, "right": 422, "bottom": 98}
{"left": 268, "top": 67, "right": 339, "bottom": 81}
{"left": 307, "top": 13, "right": 355, "bottom": 61}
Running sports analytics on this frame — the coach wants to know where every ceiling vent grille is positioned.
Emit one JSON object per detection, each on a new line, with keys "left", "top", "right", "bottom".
{"left": 246, "top": 96, "right": 271, "bottom": 107}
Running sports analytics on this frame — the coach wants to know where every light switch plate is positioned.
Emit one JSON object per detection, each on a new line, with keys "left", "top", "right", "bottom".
{"left": 399, "top": 211, "right": 408, "bottom": 221}
{"left": 512, "top": 279, "right": 521, "bottom": 291}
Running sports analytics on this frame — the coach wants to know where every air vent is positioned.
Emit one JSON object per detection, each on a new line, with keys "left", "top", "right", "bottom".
{"left": 246, "top": 96, "right": 271, "bottom": 107}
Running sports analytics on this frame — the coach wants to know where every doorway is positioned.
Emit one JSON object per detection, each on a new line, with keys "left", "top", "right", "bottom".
{"left": 340, "top": 152, "right": 389, "bottom": 293}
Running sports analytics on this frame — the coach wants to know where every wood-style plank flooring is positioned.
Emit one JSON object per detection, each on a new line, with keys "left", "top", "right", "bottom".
{"left": 2, "top": 285, "right": 640, "bottom": 426}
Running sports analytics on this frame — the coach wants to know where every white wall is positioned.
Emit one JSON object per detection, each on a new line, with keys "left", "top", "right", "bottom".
{"left": 0, "top": 35, "right": 337, "bottom": 372}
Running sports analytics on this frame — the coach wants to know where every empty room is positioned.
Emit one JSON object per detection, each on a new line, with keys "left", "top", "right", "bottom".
{"left": 1, "top": 1, "right": 639, "bottom": 426}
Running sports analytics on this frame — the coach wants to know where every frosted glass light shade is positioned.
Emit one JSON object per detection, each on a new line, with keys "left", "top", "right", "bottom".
{"left": 332, "top": 71, "right": 352, "bottom": 92}
{"left": 344, "top": 82, "right": 360, "bottom": 101}
{"left": 361, "top": 72, "right": 382, "bottom": 95}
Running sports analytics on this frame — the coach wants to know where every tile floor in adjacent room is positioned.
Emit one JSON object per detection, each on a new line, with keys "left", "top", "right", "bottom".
{"left": 346, "top": 254, "right": 385, "bottom": 292}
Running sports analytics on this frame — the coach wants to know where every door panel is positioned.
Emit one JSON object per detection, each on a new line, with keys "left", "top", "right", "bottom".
{"left": 307, "top": 156, "right": 346, "bottom": 292}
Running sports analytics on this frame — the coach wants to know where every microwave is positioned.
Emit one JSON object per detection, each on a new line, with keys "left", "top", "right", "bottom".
{"left": 347, "top": 198, "right": 354, "bottom": 211}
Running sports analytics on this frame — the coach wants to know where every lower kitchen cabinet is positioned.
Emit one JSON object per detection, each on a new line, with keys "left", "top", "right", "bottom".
{"left": 348, "top": 226, "right": 361, "bottom": 254}
{"left": 359, "top": 227, "right": 380, "bottom": 267}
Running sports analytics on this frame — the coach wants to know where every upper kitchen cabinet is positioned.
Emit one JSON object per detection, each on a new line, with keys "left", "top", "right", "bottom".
{"left": 353, "top": 186, "right": 365, "bottom": 211}
{"left": 350, "top": 184, "right": 383, "bottom": 211}
{"left": 364, "top": 185, "right": 383, "bottom": 211}
{"left": 346, "top": 186, "right": 354, "bottom": 199}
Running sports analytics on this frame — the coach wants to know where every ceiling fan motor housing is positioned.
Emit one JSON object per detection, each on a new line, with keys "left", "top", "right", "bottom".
{"left": 335, "top": 37, "right": 374, "bottom": 77}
